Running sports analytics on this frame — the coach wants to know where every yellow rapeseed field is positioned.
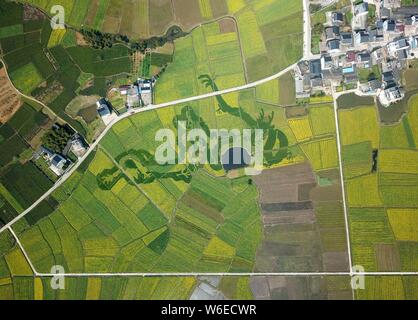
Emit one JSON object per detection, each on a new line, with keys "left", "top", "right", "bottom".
{"left": 387, "top": 208, "right": 418, "bottom": 241}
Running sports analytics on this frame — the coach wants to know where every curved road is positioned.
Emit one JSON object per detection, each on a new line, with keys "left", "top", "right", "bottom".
{"left": 0, "top": 63, "right": 297, "bottom": 235}
{"left": 0, "top": 58, "right": 79, "bottom": 133}
{"left": 0, "top": 0, "right": 310, "bottom": 235}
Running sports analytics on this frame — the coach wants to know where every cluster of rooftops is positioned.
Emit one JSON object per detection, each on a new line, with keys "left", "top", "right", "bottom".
{"left": 296, "top": 0, "right": 418, "bottom": 107}
{"left": 118, "top": 78, "right": 154, "bottom": 109}
{"left": 36, "top": 128, "right": 88, "bottom": 177}
{"left": 96, "top": 78, "right": 154, "bottom": 125}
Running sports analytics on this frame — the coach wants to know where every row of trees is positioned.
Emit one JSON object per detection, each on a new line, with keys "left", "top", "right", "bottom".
{"left": 80, "top": 26, "right": 187, "bottom": 53}
{"left": 41, "top": 125, "right": 74, "bottom": 154}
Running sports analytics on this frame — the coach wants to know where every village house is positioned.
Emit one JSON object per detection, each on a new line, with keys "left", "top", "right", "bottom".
{"left": 40, "top": 147, "right": 70, "bottom": 177}
{"left": 355, "top": 30, "right": 370, "bottom": 45}
{"left": 354, "top": 2, "right": 369, "bottom": 16}
{"left": 341, "top": 32, "right": 354, "bottom": 46}
{"left": 137, "top": 78, "right": 154, "bottom": 106}
{"left": 127, "top": 85, "right": 140, "bottom": 107}
{"left": 96, "top": 98, "right": 117, "bottom": 125}
{"left": 325, "top": 26, "right": 340, "bottom": 41}
{"left": 357, "top": 51, "right": 372, "bottom": 67}
{"left": 295, "top": 0, "right": 415, "bottom": 108}
{"left": 331, "top": 12, "right": 344, "bottom": 26}
{"left": 327, "top": 39, "right": 341, "bottom": 53}
{"left": 69, "top": 134, "right": 88, "bottom": 158}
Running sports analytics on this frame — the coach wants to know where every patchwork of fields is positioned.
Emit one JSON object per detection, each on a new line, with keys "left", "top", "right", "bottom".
{"left": 1, "top": 78, "right": 416, "bottom": 299}
{"left": 5, "top": 77, "right": 308, "bottom": 276}
{"left": 0, "top": 93, "right": 58, "bottom": 226}
{"left": 0, "top": 73, "right": 348, "bottom": 282}
{"left": 0, "top": 0, "right": 416, "bottom": 301}
{"left": 0, "top": 1, "right": 129, "bottom": 227}
{"left": 0, "top": 1, "right": 133, "bottom": 139}
{"left": 154, "top": 0, "right": 303, "bottom": 103}
{"left": 338, "top": 97, "right": 418, "bottom": 275}
{"left": 21, "top": 0, "right": 304, "bottom": 63}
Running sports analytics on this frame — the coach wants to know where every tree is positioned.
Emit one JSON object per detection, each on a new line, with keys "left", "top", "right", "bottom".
{"left": 42, "top": 125, "right": 73, "bottom": 154}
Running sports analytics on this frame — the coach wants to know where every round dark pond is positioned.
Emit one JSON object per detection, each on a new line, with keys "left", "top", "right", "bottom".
{"left": 221, "top": 147, "right": 251, "bottom": 171}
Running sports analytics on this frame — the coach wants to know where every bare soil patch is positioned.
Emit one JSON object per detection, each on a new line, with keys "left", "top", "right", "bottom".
{"left": 219, "top": 18, "right": 236, "bottom": 33}
{"left": 253, "top": 163, "right": 349, "bottom": 273}
{"left": 172, "top": 0, "right": 202, "bottom": 31}
{"left": 149, "top": 0, "right": 175, "bottom": 35}
{"left": 76, "top": 32, "right": 89, "bottom": 46}
{"left": 210, "top": 0, "right": 229, "bottom": 18}
{"left": 285, "top": 106, "right": 308, "bottom": 118}
{"left": 0, "top": 67, "right": 22, "bottom": 124}
{"left": 251, "top": 275, "right": 352, "bottom": 300}
{"left": 375, "top": 244, "right": 401, "bottom": 271}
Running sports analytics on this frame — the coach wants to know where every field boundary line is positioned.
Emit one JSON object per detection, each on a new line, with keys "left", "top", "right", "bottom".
{"left": 0, "top": 58, "right": 79, "bottom": 134}
{"left": 0, "top": 62, "right": 298, "bottom": 236}
{"left": 0, "top": 0, "right": 310, "bottom": 235}
{"left": 332, "top": 89, "right": 356, "bottom": 275}
{"left": 0, "top": 0, "right": 311, "bottom": 235}
{"left": 34, "top": 271, "right": 418, "bottom": 278}
{"left": 8, "top": 226, "right": 39, "bottom": 275}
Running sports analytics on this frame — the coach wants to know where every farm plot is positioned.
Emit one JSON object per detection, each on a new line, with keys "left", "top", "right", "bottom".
{"left": 0, "top": 274, "right": 362, "bottom": 300}
{"left": 0, "top": 101, "right": 54, "bottom": 225}
{"left": 14, "top": 150, "right": 262, "bottom": 274}
{"left": 0, "top": 66, "right": 21, "bottom": 123}
{"left": 155, "top": 19, "right": 246, "bottom": 103}
{"left": 250, "top": 275, "right": 352, "bottom": 300}
{"left": 253, "top": 163, "right": 349, "bottom": 273}
{"left": 5, "top": 84, "right": 304, "bottom": 274}
{"left": 338, "top": 106, "right": 380, "bottom": 148}
{"left": 339, "top": 93, "right": 418, "bottom": 272}
{"left": 9, "top": 63, "right": 44, "bottom": 95}
{"left": 356, "top": 276, "right": 418, "bottom": 300}
{"left": 245, "top": 0, "right": 303, "bottom": 81}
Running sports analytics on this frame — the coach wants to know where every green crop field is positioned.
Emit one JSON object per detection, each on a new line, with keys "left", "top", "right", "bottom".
{"left": 9, "top": 63, "right": 44, "bottom": 95}
{"left": 0, "top": 74, "right": 345, "bottom": 279}
{"left": 0, "top": 0, "right": 416, "bottom": 301}
{"left": 0, "top": 101, "right": 54, "bottom": 225}
{"left": 0, "top": 1, "right": 136, "bottom": 139}
{"left": 154, "top": 21, "right": 246, "bottom": 103}
{"left": 339, "top": 93, "right": 418, "bottom": 273}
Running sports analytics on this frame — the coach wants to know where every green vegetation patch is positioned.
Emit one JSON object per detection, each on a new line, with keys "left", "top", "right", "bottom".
{"left": 9, "top": 63, "right": 44, "bottom": 94}
{"left": 0, "top": 24, "right": 23, "bottom": 39}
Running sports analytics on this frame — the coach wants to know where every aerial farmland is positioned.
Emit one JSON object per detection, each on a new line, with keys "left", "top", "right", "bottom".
{"left": 0, "top": 0, "right": 416, "bottom": 302}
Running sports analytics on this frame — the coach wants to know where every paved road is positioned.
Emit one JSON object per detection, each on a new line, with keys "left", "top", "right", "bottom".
{"left": 0, "top": 0, "right": 323, "bottom": 235}
{"left": 34, "top": 271, "right": 418, "bottom": 277}
{"left": 331, "top": 88, "right": 358, "bottom": 273}
{"left": 2, "top": 3, "right": 417, "bottom": 279}
{"left": 303, "top": 0, "right": 313, "bottom": 59}
{"left": 0, "top": 63, "right": 297, "bottom": 235}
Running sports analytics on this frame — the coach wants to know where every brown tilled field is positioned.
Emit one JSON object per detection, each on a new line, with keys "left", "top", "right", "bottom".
{"left": 172, "top": 0, "right": 203, "bottom": 31}
{"left": 253, "top": 163, "right": 349, "bottom": 273}
{"left": 219, "top": 18, "right": 236, "bottom": 33}
{"left": 250, "top": 275, "right": 353, "bottom": 300}
{"left": 210, "top": 0, "right": 228, "bottom": 17}
{"left": 149, "top": 0, "right": 175, "bottom": 35}
{"left": 0, "top": 67, "right": 21, "bottom": 124}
